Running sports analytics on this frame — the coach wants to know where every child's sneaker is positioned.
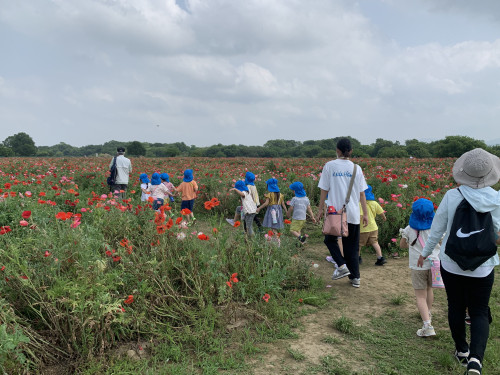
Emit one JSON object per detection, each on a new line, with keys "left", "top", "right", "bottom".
{"left": 416, "top": 325, "right": 436, "bottom": 337}
{"left": 325, "top": 256, "right": 337, "bottom": 267}
{"left": 298, "top": 235, "right": 307, "bottom": 243}
{"left": 350, "top": 278, "right": 360, "bottom": 288}
{"left": 454, "top": 350, "right": 470, "bottom": 367}
{"left": 331, "top": 266, "right": 350, "bottom": 280}
{"left": 226, "top": 218, "right": 235, "bottom": 226}
{"left": 466, "top": 357, "right": 482, "bottom": 374}
{"left": 375, "top": 257, "right": 387, "bottom": 266}
{"left": 465, "top": 313, "right": 471, "bottom": 326}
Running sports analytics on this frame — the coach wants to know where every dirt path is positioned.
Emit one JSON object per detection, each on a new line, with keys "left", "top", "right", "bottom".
{"left": 248, "top": 242, "right": 448, "bottom": 374}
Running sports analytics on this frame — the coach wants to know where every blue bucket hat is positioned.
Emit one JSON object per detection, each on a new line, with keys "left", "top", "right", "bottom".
{"left": 409, "top": 198, "right": 435, "bottom": 230}
{"left": 139, "top": 173, "right": 150, "bottom": 184}
{"left": 289, "top": 181, "right": 306, "bottom": 197}
{"left": 245, "top": 171, "right": 255, "bottom": 186}
{"left": 266, "top": 178, "right": 280, "bottom": 193}
{"left": 160, "top": 173, "right": 169, "bottom": 182}
{"left": 364, "top": 185, "right": 375, "bottom": 201}
{"left": 151, "top": 172, "right": 162, "bottom": 186}
{"left": 234, "top": 180, "right": 249, "bottom": 192}
{"left": 183, "top": 169, "right": 193, "bottom": 182}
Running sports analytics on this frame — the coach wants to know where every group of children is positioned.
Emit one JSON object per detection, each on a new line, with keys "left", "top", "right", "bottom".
{"left": 137, "top": 169, "right": 464, "bottom": 342}
{"left": 228, "top": 172, "right": 316, "bottom": 240}
{"left": 140, "top": 169, "right": 198, "bottom": 224}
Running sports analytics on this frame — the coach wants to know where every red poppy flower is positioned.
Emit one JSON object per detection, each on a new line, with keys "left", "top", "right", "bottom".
{"left": 284, "top": 219, "right": 291, "bottom": 224}
{"left": 1, "top": 266, "right": 5, "bottom": 271}
{"left": 262, "top": 293, "right": 270, "bottom": 303}
{"left": 44, "top": 251, "right": 51, "bottom": 257}
{"left": 22, "top": 210, "right": 31, "bottom": 219}
{"left": 175, "top": 217, "right": 183, "bottom": 225}
{"left": 165, "top": 218, "right": 173, "bottom": 229}
{"left": 181, "top": 208, "right": 192, "bottom": 215}
{"left": 0, "top": 226, "right": 12, "bottom": 235}
{"left": 19, "top": 220, "right": 29, "bottom": 227}
{"left": 198, "top": 233, "right": 209, "bottom": 240}
{"left": 124, "top": 295, "right": 134, "bottom": 305}
{"left": 226, "top": 281, "right": 232, "bottom": 288}
{"left": 233, "top": 221, "right": 241, "bottom": 228}
{"left": 212, "top": 227, "right": 218, "bottom": 234}
{"left": 230, "top": 273, "right": 239, "bottom": 283}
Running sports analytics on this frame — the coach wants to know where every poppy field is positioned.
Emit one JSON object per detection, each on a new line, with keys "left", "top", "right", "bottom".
{"left": 0, "top": 156, "right": 468, "bottom": 373}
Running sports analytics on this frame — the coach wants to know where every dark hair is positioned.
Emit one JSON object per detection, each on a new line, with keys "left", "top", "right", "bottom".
{"left": 272, "top": 192, "right": 280, "bottom": 202}
{"left": 336, "top": 138, "right": 352, "bottom": 157}
{"left": 117, "top": 147, "right": 126, "bottom": 153}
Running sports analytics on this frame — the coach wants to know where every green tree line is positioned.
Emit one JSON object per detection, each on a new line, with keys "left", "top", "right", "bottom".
{"left": 1, "top": 132, "right": 499, "bottom": 158}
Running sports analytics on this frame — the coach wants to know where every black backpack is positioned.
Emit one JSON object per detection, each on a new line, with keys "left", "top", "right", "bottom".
{"left": 107, "top": 157, "right": 117, "bottom": 186}
{"left": 444, "top": 189, "right": 497, "bottom": 271}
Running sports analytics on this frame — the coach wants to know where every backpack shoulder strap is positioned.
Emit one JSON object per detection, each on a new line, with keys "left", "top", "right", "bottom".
{"left": 344, "top": 163, "right": 357, "bottom": 206}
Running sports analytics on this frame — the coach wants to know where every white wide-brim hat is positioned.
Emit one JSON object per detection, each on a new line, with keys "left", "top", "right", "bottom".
{"left": 452, "top": 148, "right": 500, "bottom": 189}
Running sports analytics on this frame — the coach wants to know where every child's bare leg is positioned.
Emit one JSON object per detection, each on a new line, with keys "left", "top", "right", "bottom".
{"left": 372, "top": 242, "right": 383, "bottom": 258}
{"left": 415, "top": 289, "right": 431, "bottom": 322}
{"left": 426, "top": 287, "right": 434, "bottom": 313}
{"left": 290, "top": 230, "right": 300, "bottom": 238}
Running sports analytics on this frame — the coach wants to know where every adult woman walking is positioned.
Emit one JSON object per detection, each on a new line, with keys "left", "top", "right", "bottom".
{"left": 418, "top": 148, "right": 500, "bottom": 375}
{"left": 316, "top": 138, "right": 369, "bottom": 288}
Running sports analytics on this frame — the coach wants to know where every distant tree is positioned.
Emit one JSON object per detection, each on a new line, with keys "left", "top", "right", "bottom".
{"left": 3, "top": 132, "right": 37, "bottom": 156}
{"left": 127, "top": 141, "right": 146, "bottom": 156}
{"left": 430, "top": 136, "right": 487, "bottom": 158}
{"left": 303, "top": 145, "right": 322, "bottom": 158}
{"left": 405, "top": 139, "right": 431, "bottom": 158}
{"left": 164, "top": 145, "right": 181, "bottom": 157}
{"left": 377, "top": 146, "right": 409, "bottom": 158}
{"left": 0, "top": 146, "right": 14, "bottom": 157}
{"left": 371, "top": 138, "right": 396, "bottom": 157}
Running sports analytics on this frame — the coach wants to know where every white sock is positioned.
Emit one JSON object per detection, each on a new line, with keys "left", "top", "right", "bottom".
{"left": 423, "top": 320, "right": 431, "bottom": 327}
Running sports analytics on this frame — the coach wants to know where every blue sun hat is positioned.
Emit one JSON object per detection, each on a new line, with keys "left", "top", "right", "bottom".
{"left": 234, "top": 180, "right": 249, "bottom": 192}
{"left": 364, "top": 185, "right": 375, "bottom": 201}
{"left": 409, "top": 198, "right": 435, "bottom": 230}
{"left": 160, "top": 173, "right": 169, "bottom": 182}
{"left": 245, "top": 171, "right": 256, "bottom": 186}
{"left": 151, "top": 172, "right": 162, "bottom": 186}
{"left": 139, "top": 173, "right": 150, "bottom": 184}
{"left": 183, "top": 169, "right": 193, "bottom": 182}
{"left": 289, "top": 181, "right": 306, "bottom": 197}
{"left": 266, "top": 178, "right": 280, "bottom": 193}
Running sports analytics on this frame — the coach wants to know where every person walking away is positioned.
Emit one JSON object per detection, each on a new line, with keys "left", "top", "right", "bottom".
{"left": 176, "top": 169, "right": 198, "bottom": 225}
{"left": 359, "top": 185, "right": 387, "bottom": 266}
{"left": 139, "top": 173, "right": 150, "bottom": 202}
{"left": 417, "top": 148, "right": 500, "bottom": 374}
{"left": 142, "top": 172, "right": 170, "bottom": 211}
{"left": 229, "top": 181, "right": 258, "bottom": 237}
{"left": 316, "top": 138, "right": 368, "bottom": 288}
{"left": 287, "top": 181, "right": 316, "bottom": 243}
{"left": 400, "top": 198, "right": 440, "bottom": 337}
{"left": 257, "top": 178, "right": 287, "bottom": 235}
{"left": 110, "top": 146, "right": 132, "bottom": 200}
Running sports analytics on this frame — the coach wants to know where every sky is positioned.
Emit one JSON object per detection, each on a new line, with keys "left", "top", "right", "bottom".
{"left": 1, "top": 0, "right": 500, "bottom": 148}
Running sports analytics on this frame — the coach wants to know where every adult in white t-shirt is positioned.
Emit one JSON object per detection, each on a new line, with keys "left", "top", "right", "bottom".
{"left": 109, "top": 146, "right": 132, "bottom": 200}
{"left": 317, "top": 138, "right": 368, "bottom": 288}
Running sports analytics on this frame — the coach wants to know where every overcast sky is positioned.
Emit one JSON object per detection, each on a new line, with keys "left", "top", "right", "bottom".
{"left": 1, "top": 0, "right": 500, "bottom": 148}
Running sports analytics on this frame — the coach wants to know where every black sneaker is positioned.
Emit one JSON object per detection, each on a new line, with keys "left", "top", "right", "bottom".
{"left": 298, "top": 235, "right": 307, "bottom": 243}
{"left": 375, "top": 257, "right": 387, "bottom": 266}
{"left": 358, "top": 256, "right": 363, "bottom": 265}
{"left": 466, "top": 357, "right": 482, "bottom": 374}
{"left": 454, "top": 350, "right": 469, "bottom": 367}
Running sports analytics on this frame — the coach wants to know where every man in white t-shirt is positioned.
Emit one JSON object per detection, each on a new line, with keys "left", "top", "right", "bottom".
{"left": 109, "top": 146, "right": 132, "bottom": 200}
{"left": 317, "top": 138, "right": 368, "bottom": 288}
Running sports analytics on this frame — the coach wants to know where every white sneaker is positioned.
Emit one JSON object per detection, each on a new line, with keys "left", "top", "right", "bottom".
{"left": 226, "top": 218, "right": 235, "bottom": 226}
{"left": 350, "top": 278, "right": 360, "bottom": 288}
{"left": 417, "top": 325, "right": 436, "bottom": 337}
{"left": 332, "top": 267, "right": 350, "bottom": 280}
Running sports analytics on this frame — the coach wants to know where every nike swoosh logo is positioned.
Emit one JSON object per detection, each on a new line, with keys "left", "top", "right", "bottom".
{"left": 456, "top": 228, "right": 484, "bottom": 238}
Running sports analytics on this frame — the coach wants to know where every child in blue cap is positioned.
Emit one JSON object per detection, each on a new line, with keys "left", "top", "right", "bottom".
{"left": 287, "top": 181, "right": 316, "bottom": 243}
{"left": 142, "top": 172, "right": 170, "bottom": 211}
{"left": 359, "top": 185, "right": 387, "bottom": 265}
{"left": 226, "top": 171, "right": 262, "bottom": 231}
{"left": 160, "top": 173, "right": 176, "bottom": 203}
{"left": 257, "top": 178, "right": 287, "bottom": 233}
{"left": 399, "top": 198, "right": 441, "bottom": 337}
{"left": 175, "top": 169, "right": 198, "bottom": 224}
{"left": 229, "top": 180, "right": 258, "bottom": 236}
{"left": 139, "top": 173, "right": 150, "bottom": 202}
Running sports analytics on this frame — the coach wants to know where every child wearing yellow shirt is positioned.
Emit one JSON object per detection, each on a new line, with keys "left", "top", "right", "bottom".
{"left": 359, "top": 185, "right": 387, "bottom": 266}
